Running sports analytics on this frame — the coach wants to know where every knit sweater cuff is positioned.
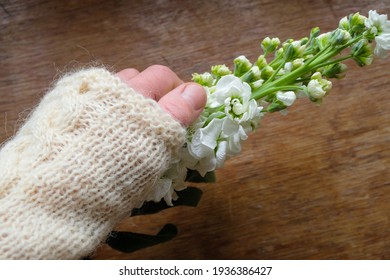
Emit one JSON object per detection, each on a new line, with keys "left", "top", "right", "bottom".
{"left": 0, "top": 68, "right": 186, "bottom": 259}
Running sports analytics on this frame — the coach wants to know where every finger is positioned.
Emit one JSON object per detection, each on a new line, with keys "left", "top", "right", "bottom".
{"left": 125, "top": 65, "right": 183, "bottom": 100}
{"left": 116, "top": 68, "right": 140, "bottom": 84}
{"left": 158, "top": 82, "right": 207, "bottom": 127}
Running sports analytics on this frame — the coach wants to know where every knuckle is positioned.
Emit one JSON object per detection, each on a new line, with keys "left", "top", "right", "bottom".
{"left": 148, "top": 64, "right": 174, "bottom": 76}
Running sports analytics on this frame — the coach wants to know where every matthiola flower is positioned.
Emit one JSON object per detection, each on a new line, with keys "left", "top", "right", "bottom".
{"left": 186, "top": 75, "right": 263, "bottom": 175}
{"left": 365, "top": 10, "right": 390, "bottom": 58}
{"left": 155, "top": 10, "right": 390, "bottom": 205}
{"left": 210, "top": 75, "right": 262, "bottom": 122}
{"left": 307, "top": 72, "right": 332, "bottom": 100}
{"left": 188, "top": 118, "right": 223, "bottom": 160}
{"left": 276, "top": 91, "right": 296, "bottom": 106}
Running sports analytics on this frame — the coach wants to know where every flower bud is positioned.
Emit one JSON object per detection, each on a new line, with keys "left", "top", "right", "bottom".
{"left": 339, "top": 16, "right": 350, "bottom": 30}
{"left": 352, "top": 39, "right": 374, "bottom": 66}
{"left": 283, "top": 41, "right": 305, "bottom": 61}
{"left": 240, "top": 66, "right": 261, "bottom": 83}
{"left": 291, "top": 58, "right": 304, "bottom": 70}
{"left": 316, "top": 32, "right": 330, "bottom": 50}
{"left": 310, "top": 27, "right": 321, "bottom": 39}
{"left": 271, "top": 37, "right": 281, "bottom": 48}
{"left": 266, "top": 91, "right": 296, "bottom": 112}
{"left": 276, "top": 91, "right": 296, "bottom": 106}
{"left": 329, "top": 29, "right": 352, "bottom": 46}
{"left": 260, "top": 65, "right": 275, "bottom": 80}
{"left": 192, "top": 72, "right": 214, "bottom": 87}
{"left": 250, "top": 79, "right": 264, "bottom": 90}
{"left": 307, "top": 72, "right": 332, "bottom": 101}
{"left": 261, "top": 37, "right": 280, "bottom": 54}
{"left": 211, "top": 64, "right": 232, "bottom": 78}
{"left": 233, "top": 55, "right": 252, "bottom": 76}
{"left": 322, "top": 63, "right": 348, "bottom": 79}
{"left": 349, "top": 12, "right": 366, "bottom": 35}
{"left": 282, "top": 39, "right": 294, "bottom": 49}
{"left": 256, "top": 55, "right": 268, "bottom": 69}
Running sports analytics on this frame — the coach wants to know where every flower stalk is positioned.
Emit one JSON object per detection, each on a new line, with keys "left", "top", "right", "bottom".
{"left": 151, "top": 10, "right": 390, "bottom": 205}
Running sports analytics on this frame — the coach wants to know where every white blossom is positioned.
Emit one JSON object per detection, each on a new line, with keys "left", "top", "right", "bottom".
{"left": 307, "top": 72, "right": 332, "bottom": 100}
{"left": 186, "top": 118, "right": 223, "bottom": 176}
{"left": 185, "top": 75, "right": 263, "bottom": 175}
{"left": 307, "top": 79, "right": 326, "bottom": 99}
{"left": 365, "top": 10, "right": 390, "bottom": 58}
{"left": 212, "top": 75, "right": 262, "bottom": 122}
{"left": 276, "top": 91, "right": 296, "bottom": 106}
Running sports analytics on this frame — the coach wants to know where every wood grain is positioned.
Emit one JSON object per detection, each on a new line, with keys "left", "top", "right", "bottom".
{"left": 1, "top": 0, "right": 389, "bottom": 259}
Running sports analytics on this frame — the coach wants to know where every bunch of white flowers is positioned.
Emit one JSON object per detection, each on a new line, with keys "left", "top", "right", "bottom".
{"left": 150, "top": 10, "right": 390, "bottom": 205}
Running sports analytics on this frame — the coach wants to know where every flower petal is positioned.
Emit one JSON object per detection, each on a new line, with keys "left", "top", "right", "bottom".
{"left": 216, "top": 141, "right": 228, "bottom": 168}
{"left": 222, "top": 117, "right": 239, "bottom": 136}
{"left": 276, "top": 91, "right": 296, "bottom": 106}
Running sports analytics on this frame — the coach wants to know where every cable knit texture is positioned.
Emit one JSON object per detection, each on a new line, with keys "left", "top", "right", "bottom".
{"left": 0, "top": 68, "right": 186, "bottom": 259}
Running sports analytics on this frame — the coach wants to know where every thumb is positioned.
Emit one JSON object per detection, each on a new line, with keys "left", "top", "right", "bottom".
{"left": 158, "top": 82, "right": 207, "bottom": 127}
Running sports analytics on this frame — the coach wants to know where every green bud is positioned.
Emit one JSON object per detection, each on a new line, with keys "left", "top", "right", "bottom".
{"left": 261, "top": 37, "right": 271, "bottom": 51}
{"left": 329, "top": 29, "right": 352, "bottom": 46}
{"left": 192, "top": 72, "right": 214, "bottom": 87}
{"left": 276, "top": 47, "right": 284, "bottom": 57}
{"left": 283, "top": 41, "right": 305, "bottom": 61}
{"left": 240, "top": 66, "right": 261, "bottom": 83}
{"left": 349, "top": 12, "right": 366, "bottom": 36}
{"left": 261, "top": 37, "right": 280, "bottom": 54}
{"left": 250, "top": 79, "right": 264, "bottom": 90}
{"left": 322, "top": 63, "right": 348, "bottom": 79}
{"left": 339, "top": 16, "right": 350, "bottom": 30}
{"left": 329, "top": 28, "right": 352, "bottom": 46}
{"left": 282, "top": 38, "right": 294, "bottom": 49}
{"left": 211, "top": 64, "right": 232, "bottom": 77}
{"left": 256, "top": 55, "right": 268, "bottom": 69}
{"left": 352, "top": 39, "right": 374, "bottom": 66}
{"left": 316, "top": 32, "right": 330, "bottom": 50}
{"left": 310, "top": 27, "right": 321, "bottom": 39}
{"left": 260, "top": 65, "right": 275, "bottom": 80}
{"left": 292, "top": 58, "right": 305, "bottom": 69}
{"left": 300, "top": 37, "right": 309, "bottom": 45}
{"left": 233, "top": 55, "right": 252, "bottom": 76}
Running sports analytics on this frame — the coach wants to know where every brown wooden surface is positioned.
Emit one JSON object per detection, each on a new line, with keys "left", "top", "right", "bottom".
{"left": 1, "top": 0, "right": 390, "bottom": 259}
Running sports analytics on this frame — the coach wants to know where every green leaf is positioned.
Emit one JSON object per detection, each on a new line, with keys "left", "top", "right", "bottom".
{"left": 131, "top": 187, "right": 203, "bottom": 216}
{"left": 185, "top": 169, "right": 216, "bottom": 183}
{"left": 106, "top": 224, "right": 178, "bottom": 253}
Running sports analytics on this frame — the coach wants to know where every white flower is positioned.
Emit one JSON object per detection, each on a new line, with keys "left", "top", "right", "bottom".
{"left": 210, "top": 75, "right": 250, "bottom": 106}
{"left": 187, "top": 118, "right": 224, "bottom": 176}
{"left": 186, "top": 75, "right": 263, "bottom": 174}
{"left": 212, "top": 74, "right": 262, "bottom": 155}
{"left": 365, "top": 10, "right": 390, "bottom": 58}
{"left": 188, "top": 118, "right": 223, "bottom": 158}
{"left": 307, "top": 72, "right": 332, "bottom": 100}
{"left": 276, "top": 91, "right": 296, "bottom": 106}
{"left": 307, "top": 79, "right": 326, "bottom": 99}
{"left": 148, "top": 159, "right": 189, "bottom": 206}
{"left": 211, "top": 74, "right": 262, "bottom": 122}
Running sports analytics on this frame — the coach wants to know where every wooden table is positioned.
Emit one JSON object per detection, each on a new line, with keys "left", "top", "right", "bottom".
{"left": 1, "top": 0, "right": 389, "bottom": 259}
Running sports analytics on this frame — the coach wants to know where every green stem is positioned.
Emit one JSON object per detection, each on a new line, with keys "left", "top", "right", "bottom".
{"left": 269, "top": 52, "right": 283, "bottom": 68}
{"left": 314, "top": 54, "right": 353, "bottom": 69}
{"left": 252, "top": 35, "right": 362, "bottom": 101}
{"left": 252, "top": 85, "right": 304, "bottom": 99}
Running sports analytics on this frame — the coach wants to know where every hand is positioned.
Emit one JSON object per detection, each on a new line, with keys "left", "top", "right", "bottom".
{"left": 117, "top": 65, "right": 207, "bottom": 127}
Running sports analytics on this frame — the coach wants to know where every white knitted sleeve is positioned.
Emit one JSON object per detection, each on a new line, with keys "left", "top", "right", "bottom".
{"left": 0, "top": 68, "right": 186, "bottom": 259}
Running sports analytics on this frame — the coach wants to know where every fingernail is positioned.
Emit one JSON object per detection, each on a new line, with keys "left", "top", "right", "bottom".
{"left": 181, "top": 84, "right": 206, "bottom": 111}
